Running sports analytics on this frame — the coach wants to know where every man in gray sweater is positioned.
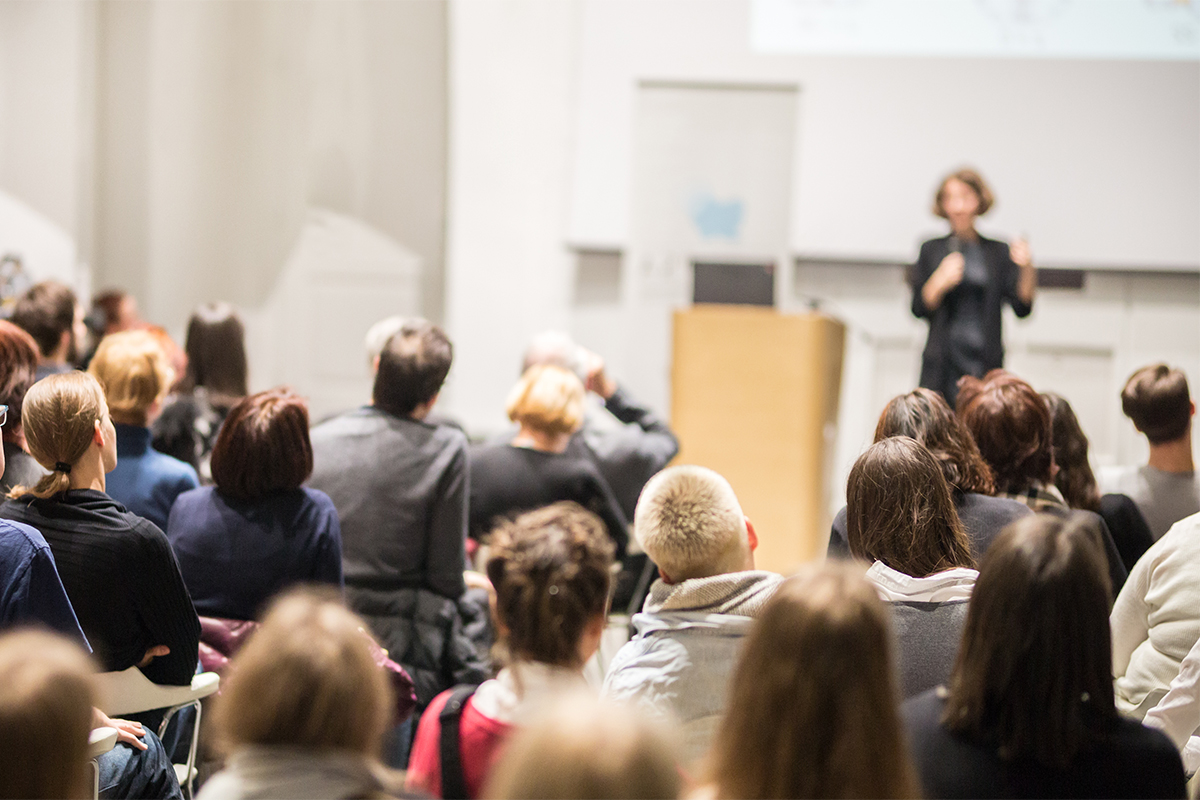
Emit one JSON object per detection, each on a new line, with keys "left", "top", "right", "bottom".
{"left": 309, "top": 320, "right": 485, "bottom": 706}
{"left": 601, "top": 465, "right": 782, "bottom": 765}
{"left": 1100, "top": 363, "right": 1199, "bottom": 540}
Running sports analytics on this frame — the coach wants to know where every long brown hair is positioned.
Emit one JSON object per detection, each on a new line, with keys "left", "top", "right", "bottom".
{"left": 181, "top": 302, "right": 248, "bottom": 403}
{"left": 1044, "top": 393, "right": 1101, "bottom": 511}
{"left": 875, "top": 388, "right": 995, "bottom": 495}
{"left": 10, "top": 372, "right": 108, "bottom": 500}
{"left": 846, "top": 436, "right": 975, "bottom": 577}
{"left": 709, "top": 563, "right": 920, "bottom": 799}
{"left": 942, "top": 513, "right": 1115, "bottom": 768}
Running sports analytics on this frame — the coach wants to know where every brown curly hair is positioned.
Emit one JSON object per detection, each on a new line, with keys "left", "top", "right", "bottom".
{"left": 957, "top": 370, "right": 1054, "bottom": 493}
{"left": 486, "top": 502, "right": 614, "bottom": 668}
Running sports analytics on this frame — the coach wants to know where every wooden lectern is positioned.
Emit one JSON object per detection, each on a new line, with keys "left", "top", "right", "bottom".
{"left": 671, "top": 305, "right": 845, "bottom": 574}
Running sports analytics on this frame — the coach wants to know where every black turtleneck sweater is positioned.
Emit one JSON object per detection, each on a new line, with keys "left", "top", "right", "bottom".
{"left": 0, "top": 489, "right": 200, "bottom": 685}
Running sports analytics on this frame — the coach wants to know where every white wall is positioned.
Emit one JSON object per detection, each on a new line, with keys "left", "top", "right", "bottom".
{"left": 0, "top": 0, "right": 449, "bottom": 418}
{"left": 568, "top": 0, "right": 1200, "bottom": 269}
{"left": 442, "top": 0, "right": 582, "bottom": 432}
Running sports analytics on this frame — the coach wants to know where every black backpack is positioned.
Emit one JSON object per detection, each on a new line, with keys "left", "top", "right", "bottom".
{"left": 437, "top": 684, "right": 480, "bottom": 800}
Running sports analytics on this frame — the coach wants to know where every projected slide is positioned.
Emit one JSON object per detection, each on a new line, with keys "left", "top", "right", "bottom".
{"left": 751, "top": 0, "right": 1200, "bottom": 60}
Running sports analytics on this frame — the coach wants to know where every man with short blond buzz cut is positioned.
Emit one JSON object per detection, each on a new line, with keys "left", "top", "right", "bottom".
{"left": 602, "top": 465, "right": 782, "bottom": 765}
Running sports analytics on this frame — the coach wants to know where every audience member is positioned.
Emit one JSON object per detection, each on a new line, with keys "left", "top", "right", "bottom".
{"left": 0, "top": 372, "right": 199, "bottom": 686}
{"left": 1100, "top": 364, "right": 1199, "bottom": 539}
{"left": 11, "top": 280, "right": 88, "bottom": 383}
{"left": 602, "top": 465, "right": 780, "bottom": 764}
{"left": 406, "top": 502, "right": 614, "bottom": 800}
{"left": 364, "top": 315, "right": 406, "bottom": 368}
{"left": 363, "top": 314, "right": 463, "bottom": 432}
{"left": 91, "top": 290, "right": 141, "bottom": 337}
{"left": 199, "top": 590, "right": 402, "bottom": 800}
{"left": 1143, "top": 629, "right": 1200, "bottom": 774}
{"left": 904, "top": 513, "right": 1185, "bottom": 798}
{"left": 310, "top": 319, "right": 487, "bottom": 708}
{"left": 1044, "top": 392, "right": 1153, "bottom": 572}
{"left": 1111, "top": 507, "right": 1200, "bottom": 719}
{"left": 957, "top": 369, "right": 1128, "bottom": 591}
{"left": 11, "top": 280, "right": 87, "bottom": 382}
{"left": 0, "top": 404, "right": 181, "bottom": 800}
{"left": 470, "top": 364, "right": 628, "bottom": 558}
{"left": 484, "top": 692, "right": 682, "bottom": 800}
{"left": 845, "top": 436, "right": 977, "bottom": 698}
{"left": 706, "top": 562, "right": 919, "bottom": 799}
{"left": 88, "top": 331, "right": 200, "bottom": 531}
{"left": 168, "top": 389, "right": 342, "bottom": 621}
{"left": 520, "top": 331, "right": 679, "bottom": 521}
{"left": 829, "top": 387, "right": 1030, "bottom": 559}
{"left": 0, "top": 629, "right": 97, "bottom": 799}
{"left": 152, "top": 302, "right": 248, "bottom": 478}
{"left": 0, "top": 320, "right": 48, "bottom": 494}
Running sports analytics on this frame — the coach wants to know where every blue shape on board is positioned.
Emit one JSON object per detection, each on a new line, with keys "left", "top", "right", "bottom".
{"left": 689, "top": 193, "right": 744, "bottom": 240}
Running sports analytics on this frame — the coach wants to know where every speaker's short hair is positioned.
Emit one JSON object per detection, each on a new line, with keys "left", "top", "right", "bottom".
{"left": 634, "top": 465, "right": 746, "bottom": 581}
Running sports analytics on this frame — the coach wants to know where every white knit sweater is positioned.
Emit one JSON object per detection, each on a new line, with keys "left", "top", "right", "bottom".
{"left": 1111, "top": 511, "right": 1200, "bottom": 717}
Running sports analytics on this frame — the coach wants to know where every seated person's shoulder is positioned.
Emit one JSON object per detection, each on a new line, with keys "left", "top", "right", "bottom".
{"left": 0, "top": 516, "right": 50, "bottom": 553}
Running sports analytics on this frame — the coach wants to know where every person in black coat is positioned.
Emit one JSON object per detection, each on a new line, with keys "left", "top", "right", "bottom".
{"left": 911, "top": 169, "right": 1037, "bottom": 408}
{"left": 903, "top": 513, "right": 1184, "bottom": 799}
{"left": 1045, "top": 392, "right": 1154, "bottom": 572}
{"left": 0, "top": 372, "right": 199, "bottom": 686}
{"left": 470, "top": 364, "right": 629, "bottom": 560}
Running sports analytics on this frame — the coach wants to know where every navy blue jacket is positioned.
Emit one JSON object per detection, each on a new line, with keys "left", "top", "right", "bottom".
{"left": 167, "top": 486, "right": 343, "bottom": 621}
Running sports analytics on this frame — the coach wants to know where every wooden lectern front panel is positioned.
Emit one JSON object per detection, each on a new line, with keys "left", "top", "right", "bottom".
{"left": 671, "top": 305, "right": 845, "bottom": 575}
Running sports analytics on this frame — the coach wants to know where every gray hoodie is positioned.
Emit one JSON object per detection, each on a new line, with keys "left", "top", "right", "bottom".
{"left": 601, "top": 570, "right": 783, "bottom": 763}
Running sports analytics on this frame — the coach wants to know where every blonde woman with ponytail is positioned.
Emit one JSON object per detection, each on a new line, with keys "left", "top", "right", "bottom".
{"left": 0, "top": 372, "right": 199, "bottom": 687}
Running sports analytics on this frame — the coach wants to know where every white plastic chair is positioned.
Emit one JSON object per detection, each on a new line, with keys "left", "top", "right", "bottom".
{"left": 94, "top": 668, "right": 220, "bottom": 798}
{"left": 88, "top": 726, "right": 118, "bottom": 799}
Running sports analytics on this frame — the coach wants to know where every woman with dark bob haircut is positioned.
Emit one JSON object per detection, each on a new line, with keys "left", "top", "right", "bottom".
{"left": 707, "top": 562, "right": 919, "bottom": 799}
{"left": 903, "top": 513, "right": 1185, "bottom": 798}
{"left": 829, "top": 387, "right": 1031, "bottom": 560}
{"left": 152, "top": 301, "right": 248, "bottom": 478}
{"left": 166, "top": 388, "right": 343, "bottom": 621}
{"left": 845, "top": 436, "right": 978, "bottom": 699}
{"left": 1044, "top": 392, "right": 1153, "bottom": 573}
{"left": 957, "top": 369, "right": 1128, "bottom": 592}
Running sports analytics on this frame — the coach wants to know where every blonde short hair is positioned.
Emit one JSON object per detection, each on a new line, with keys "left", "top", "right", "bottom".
{"left": 505, "top": 364, "right": 584, "bottom": 436}
{"left": 485, "top": 691, "right": 681, "bottom": 800}
{"left": 0, "top": 629, "right": 96, "bottom": 800}
{"left": 213, "top": 589, "right": 393, "bottom": 757}
{"left": 635, "top": 465, "right": 746, "bottom": 581}
{"left": 88, "top": 330, "right": 173, "bottom": 426}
